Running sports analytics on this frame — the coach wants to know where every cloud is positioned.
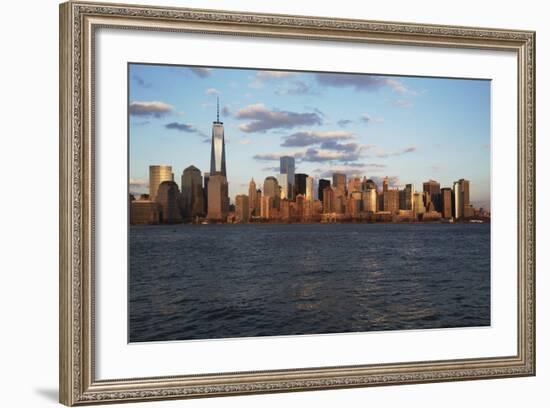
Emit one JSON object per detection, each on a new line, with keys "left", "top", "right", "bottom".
{"left": 315, "top": 73, "right": 409, "bottom": 93}
{"left": 253, "top": 153, "right": 284, "bottom": 161}
{"left": 235, "top": 103, "right": 322, "bottom": 133}
{"left": 360, "top": 113, "right": 384, "bottom": 124}
{"left": 205, "top": 88, "right": 221, "bottom": 95}
{"left": 189, "top": 67, "right": 212, "bottom": 78}
{"left": 276, "top": 80, "right": 316, "bottom": 96}
{"left": 164, "top": 122, "right": 208, "bottom": 138}
{"left": 337, "top": 119, "right": 353, "bottom": 127}
{"left": 319, "top": 141, "right": 361, "bottom": 152}
{"left": 261, "top": 166, "right": 281, "bottom": 172}
{"left": 393, "top": 99, "right": 414, "bottom": 108}
{"left": 239, "top": 138, "right": 252, "bottom": 145}
{"left": 130, "top": 178, "right": 148, "bottom": 188}
{"left": 302, "top": 145, "right": 364, "bottom": 163}
{"left": 222, "top": 106, "right": 231, "bottom": 116}
{"left": 165, "top": 122, "right": 198, "bottom": 132}
{"left": 253, "top": 152, "right": 303, "bottom": 161}
{"left": 129, "top": 101, "right": 173, "bottom": 118}
{"left": 131, "top": 120, "right": 150, "bottom": 126}
{"left": 132, "top": 74, "right": 151, "bottom": 88}
{"left": 376, "top": 146, "right": 417, "bottom": 158}
{"left": 256, "top": 70, "right": 296, "bottom": 79}
{"left": 281, "top": 130, "right": 354, "bottom": 147}
{"left": 129, "top": 178, "right": 149, "bottom": 195}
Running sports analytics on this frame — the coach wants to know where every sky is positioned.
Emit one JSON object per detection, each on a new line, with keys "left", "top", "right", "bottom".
{"left": 128, "top": 63, "right": 491, "bottom": 208}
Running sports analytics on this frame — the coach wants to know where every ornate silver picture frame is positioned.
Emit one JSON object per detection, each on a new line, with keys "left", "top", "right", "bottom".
{"left": 59, "top": 1, "right": 535, "bottom": 405}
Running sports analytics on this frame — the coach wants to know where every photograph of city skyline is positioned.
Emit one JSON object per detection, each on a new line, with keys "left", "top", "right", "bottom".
{"left": 128, "top": 63, "right": 491, "bottom": 343}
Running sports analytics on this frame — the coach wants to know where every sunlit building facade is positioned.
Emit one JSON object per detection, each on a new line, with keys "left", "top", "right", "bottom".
{"left": 149, "top": 165, "right": 173, "bottom": 202}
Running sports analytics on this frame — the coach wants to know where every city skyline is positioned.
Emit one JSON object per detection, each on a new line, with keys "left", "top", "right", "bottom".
{"left": 129, "top": 63, "right": 491, "bottom": 209}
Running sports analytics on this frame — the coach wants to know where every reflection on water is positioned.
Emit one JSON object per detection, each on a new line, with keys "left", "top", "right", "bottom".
{"left": 129, "top": 223, "right": 490, "bottom": 342}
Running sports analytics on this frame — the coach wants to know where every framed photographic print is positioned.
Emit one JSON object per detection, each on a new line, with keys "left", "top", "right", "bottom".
{"left": 59, "top": 1, "right": 536, "bottom": 405}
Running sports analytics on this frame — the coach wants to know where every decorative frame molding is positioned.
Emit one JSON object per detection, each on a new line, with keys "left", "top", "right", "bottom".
{"left": 59, "top": 1, "right": 535, "bottom": 405}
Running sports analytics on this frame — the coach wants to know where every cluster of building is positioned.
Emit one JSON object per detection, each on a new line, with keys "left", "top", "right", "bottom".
{"left": 130, "top": 101, "right": 490, "bottom": 225}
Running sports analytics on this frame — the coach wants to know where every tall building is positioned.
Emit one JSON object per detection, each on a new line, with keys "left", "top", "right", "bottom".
{"left": 235, "top": 195, "right": 249, "bottom": 223}
{"left": 453, "top": 178, "right": 471, "bottom": 219}
{"left": 423, "top": 180, "right": 441, "bottom": 211}
{"left": 263, "top": 176, "right": 280, "bottom": 209}
{"left": 363, "top": 188, "right": 377, "bottom": 213}
{"left": 207, "top": 174, "right": 229, "bottom": 221}
{"left": 294, "top": 173, "right": 308, "bottom": 197}
{"left": 280, "top": 156, "right": 295, "bottom": 200}
{"left": 277, "top": 173, "right": 290, "bottom": 200}
{"left": 441, "top": 187, "right": 453, "bottom": 219}
{"left": 323, "top": 186, "right": 335, "bottom": 213}
{"left": 348, "top": 176, "right": 362, "bottom": 194}
{"left": 203, "top": 172, "right": 210, "bottom": 207}
{"left": 383, "top": 189, "right": 400, "bottom": 214}
{"left": 413, "top": 192, "right": 426, "bottom": 214}
{"left": 248, "top": 178, "right": 257, "bottom": 216}
{"left": 149, "top": 165, "right": 173, "bottom": 202}
{"left": 382, "top": 176, "right": 389, "bottom": 193}
{"left": 210, "top": 98, "right": 227, "bottom": 177}
{"left": 400, "top": 183, "right": 414, "bottom": 210}
{"left": 156, "top": 180, "right": 182, "bottom": 223}
{"left": 255, "top": 189, "right": 262, "bottom": 216}
{"left": 305, "top": 176, "right": 314, "bottom": 202}
{"left": 181, "top": 165, "right": 204, "bottom": 218}
{"left": 261, "top": 195, "right": 274, "bottom": 219}
{"left": 318, "top": 179, "right": 331, "bottom": 201}
{"left": 333, "top": 173, "right": 347, "bottom": 192}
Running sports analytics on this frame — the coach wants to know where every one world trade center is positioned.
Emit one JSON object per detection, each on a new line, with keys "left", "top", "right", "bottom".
{"left": 210, "top": 97, "right": 227, "bottom": 177}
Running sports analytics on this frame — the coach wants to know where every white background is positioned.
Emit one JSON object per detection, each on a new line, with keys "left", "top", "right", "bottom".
{"left": 0, "top": 0, "right": 546, "bottom": 407}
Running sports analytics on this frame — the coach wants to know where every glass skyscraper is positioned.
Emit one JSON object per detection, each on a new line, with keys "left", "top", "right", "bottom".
{"left": 279, "top": 156, "right": 295, "bottom": 200}
{"left": 210, "top": 98, "right": 227, "bottom": 177}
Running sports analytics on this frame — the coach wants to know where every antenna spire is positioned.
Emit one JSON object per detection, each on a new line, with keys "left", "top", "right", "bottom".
{"left": 216, "top": 97, "right": 219, "bottom": 122}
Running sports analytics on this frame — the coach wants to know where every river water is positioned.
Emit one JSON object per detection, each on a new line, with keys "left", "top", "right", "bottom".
{"left": 129, "top": 223, "right": 490, "bottom": 342}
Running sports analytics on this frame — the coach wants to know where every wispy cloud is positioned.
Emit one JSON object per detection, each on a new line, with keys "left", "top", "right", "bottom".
{"left": 235, "top": 103, "right": 323, "bottom": 133}
{"left": 302, "top": 145, "right": 363, "bottom": 163}
{"left": 261, "top": 166, "right": 281, "bottom": 172}
{"left": 164, "top": 122, "right": 208, "bottom": 139}
{"left": 276, "top": 80, "right": 316, "bottom": 96}
{"left": 129, "top": 178, "right": 148, "bottom": 195}
{"left": 315, "top": 73, "right": 409, "bottom": 93}
{"left": 129, "top": 101, "right": 173, "bottom": 118}
{"left": 132, "top": 74, "right": 151, "bottom": 88}
{"left": 361, "top": 113, "right": 384, "bottom": 123}
{"left": 165, "top": 122, "right": 197, "bottom": 132}
{"left": 205, "top": 88, "right": 221, "bottom": 95}
{"left": 253, "top": 151, "right": 304, "bottom": 161}
{"left": 375, "top": 146, "right": 417, "bottom": 158}
{"left": 256, "top": 70, "right": 296, "bottom": 79}
{"left": 189, "top": 67, "right": 212, "bottom": 78}
{"left": 337, "top": 119, "right": 353, "bottom": 127}
{"left": 281, "top": 130, "right": 354, "bottom": 147}
{"left": 393, "top": 99, "right": 414, "bottom": 108}
{"left": 239, "top": 138, "right": 253, "bottom": 145}
{"left": 131, "top": 120, "right": 150, "bottom": 126}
